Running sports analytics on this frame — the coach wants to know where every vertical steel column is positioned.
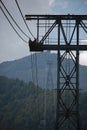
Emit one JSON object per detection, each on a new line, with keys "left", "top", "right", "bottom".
{"left": 76, "top": 19, "right": 80, "bottom": 130}
{"left": 56, "top": 19, "right": 81, "bottom": 130}
{"left": 56, "top": 19, "right": 61, "bottom": 130}
{"left": 37, "top": 19, "right": 39, "bottom": 42}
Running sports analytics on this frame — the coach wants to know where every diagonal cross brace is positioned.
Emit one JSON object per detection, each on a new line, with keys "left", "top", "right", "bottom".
{"left": 40, "top": 20, "right": 57, "bottom": 43}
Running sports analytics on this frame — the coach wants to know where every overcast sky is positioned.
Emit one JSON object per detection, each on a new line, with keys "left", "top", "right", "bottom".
{"left": 0, "top": 0, "right": 87, "bottom": 65}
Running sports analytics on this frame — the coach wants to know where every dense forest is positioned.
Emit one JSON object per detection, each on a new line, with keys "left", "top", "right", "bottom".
{"left": 0, "top": 76, "right": 87, "bottom": 130}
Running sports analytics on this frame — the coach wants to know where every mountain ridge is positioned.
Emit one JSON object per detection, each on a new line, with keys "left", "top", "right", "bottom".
{"left": 0, "top": 51, "right": 87, "bottom": 90}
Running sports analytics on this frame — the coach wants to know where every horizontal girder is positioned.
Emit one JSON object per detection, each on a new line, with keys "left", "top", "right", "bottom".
{"left": 29, "top": 41, "right": 87, "bottom": 51}
{"left": 25, "top": 14, "right": 87, "bottom": 20}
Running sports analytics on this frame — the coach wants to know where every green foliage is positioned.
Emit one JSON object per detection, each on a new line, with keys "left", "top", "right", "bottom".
{"left": 0, "top": 76, "right": 40, "bottom": 130}
{"left": 80, "top": 92, "right": 87, "bottom": 129}
{"left": 0, "top": 76, "right": 87, "bottom": 130}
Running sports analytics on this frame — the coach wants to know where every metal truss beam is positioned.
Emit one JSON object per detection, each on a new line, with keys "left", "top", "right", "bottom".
{"left": 25, "top": 14, "right": 87, "bottom": 130}
{"left": 25, "top": 14, "right": 87, "bottom": 20}
{"left": 29, "top": 42, "right": 87, "bottom": 51}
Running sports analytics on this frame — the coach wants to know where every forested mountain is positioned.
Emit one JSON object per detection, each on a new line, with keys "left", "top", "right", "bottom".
{"left": 0, "top": 52, "right": 56, "bottom": 88}
{"left": 0, "top": 76, "right": 57, "bottom": 130}
{"left": 0, "top": 76, "right": 87, "bottom": 130}
{"left": 0, "top": 51, "right": 87, "bottom": 90}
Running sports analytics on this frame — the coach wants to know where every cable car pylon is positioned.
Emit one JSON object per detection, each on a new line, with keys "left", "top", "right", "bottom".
{"left": 25, "top": 14, "right": 87, "bottom": 130}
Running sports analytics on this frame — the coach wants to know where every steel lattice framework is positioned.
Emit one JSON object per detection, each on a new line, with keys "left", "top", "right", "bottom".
{"left": 25, "top": 14, "right": 87, "bottom": 130}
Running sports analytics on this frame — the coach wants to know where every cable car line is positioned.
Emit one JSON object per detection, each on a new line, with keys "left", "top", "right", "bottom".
{"left": 0, "top": 0, "right": 29, "bottom": 39}
{"left": 0, "top": 5, "right": 28, "bottom": 44}
{"left": 15, "top": 0, "right": 35, "bottom": 39}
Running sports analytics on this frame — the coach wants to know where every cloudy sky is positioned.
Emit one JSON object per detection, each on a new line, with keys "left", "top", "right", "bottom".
{"left": 0, "top": 0, "right": 87, "bottom": 65}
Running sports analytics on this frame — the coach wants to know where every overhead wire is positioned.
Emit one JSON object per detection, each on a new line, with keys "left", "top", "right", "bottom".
{"left": 14, "top": 0, "right": 38, "bottom": 107}
{"left": 1, "top": 0, "right": 41, "bottom": 123}
{"left": 30, "top": 52, "right": 39, "bottom": 90}
{"left": 0, "top": 0, "right": 38, "bottom": 92}
{"left": 30, "top": 51, "right": 40, "bottom": 122}
{"left": 34, "top": 52, "right": 40, "bottom": 121}
{"left": 30, "top": 53, "right": 39, "bottom": 91}
{"left": 15, "top": 0, "right": 35, "bottom": 39}
{"left": 30, "top": 52, "right": 35, "bottom": 85}
{"left": 0, "top": 5, "right": 28, "bottom": 44}
{"left": 0, "top": 0, "right": 29, "bottom": 39}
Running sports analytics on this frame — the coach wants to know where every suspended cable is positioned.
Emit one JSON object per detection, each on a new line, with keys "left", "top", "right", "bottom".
{"left": 0, "top": 0, "right": 29, "bottom": 39}
{"left": 30, "top": 52, "right": 41, "bottom": 126}
{"left": 15, "top": 0, "right": 35, "bottom": 39}
{"left": 35, "top": 53, "right": 39, "bottom": 88}
{"left": 30, "top": 52, "right": 39, "bottom": 96}
{"left": 0, "top": 5, "right": 28, "bottom": 44}
{"left": 30, "top": 52, "right": 35, "bottom": 84}
{"left": 34, "top": 53, "right": 40, "bottom": 122}
{"left": 30, "top": 52, "right": 40, "bottom": 122}
{"left": 30, "top": 53, "right": 38, "bottom": 87}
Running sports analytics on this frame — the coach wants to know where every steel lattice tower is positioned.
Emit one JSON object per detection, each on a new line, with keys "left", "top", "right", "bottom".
{"left": 25, "top": 14, "right": 87, "bottom": 130}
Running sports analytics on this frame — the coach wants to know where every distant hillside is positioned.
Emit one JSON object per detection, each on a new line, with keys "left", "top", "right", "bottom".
{"left": 0, "top": 51, "right": 87, "bottom": 90}
{"left": 0, "top": 76, "right": 87, "bottom": 130}
{"left": 0, "top": 52, "right": 57, "bottom": 89}
{"left": 0, "top": 76, "right": 57, "bottom": 130}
